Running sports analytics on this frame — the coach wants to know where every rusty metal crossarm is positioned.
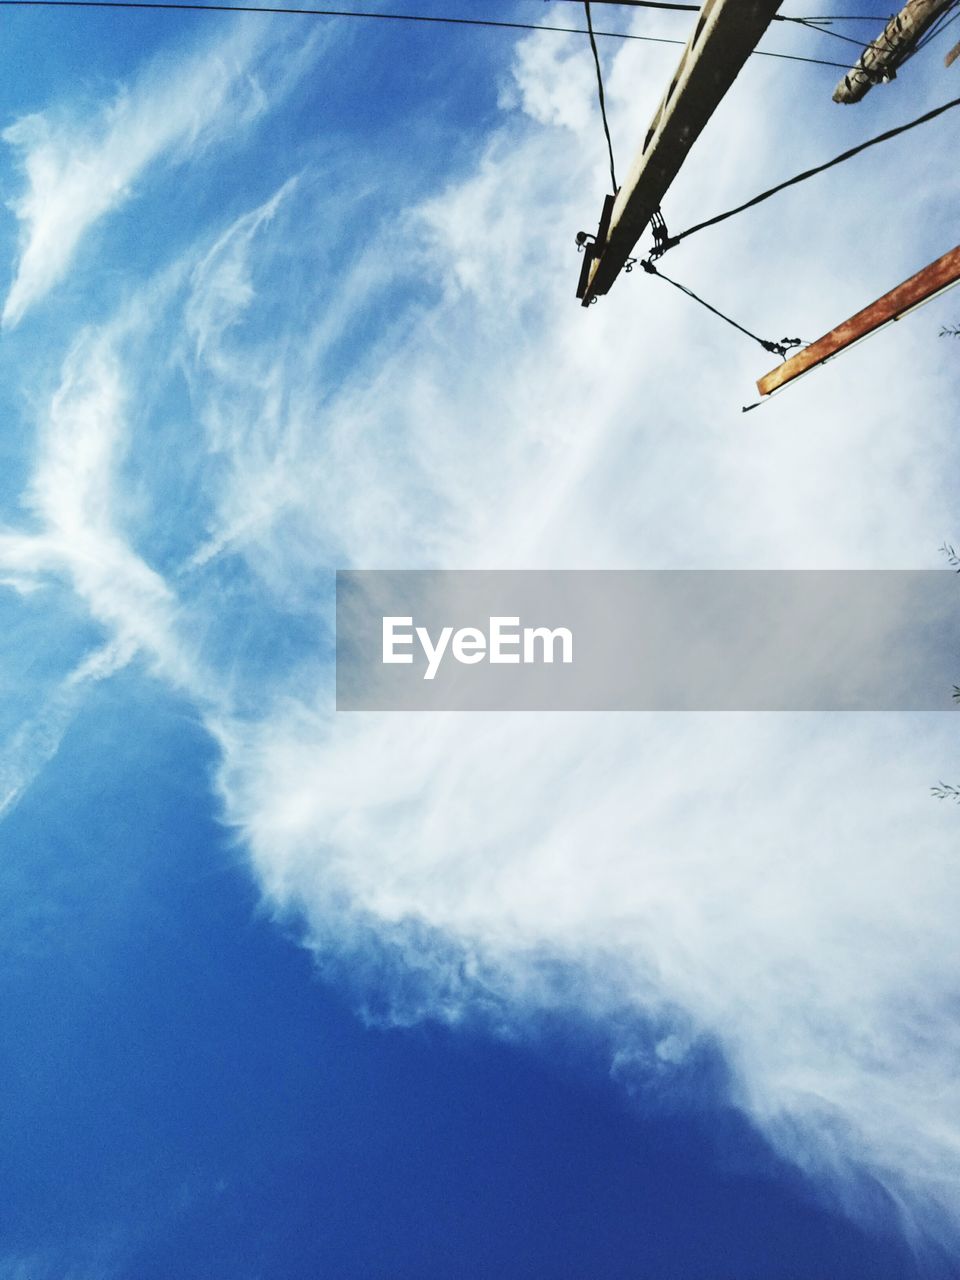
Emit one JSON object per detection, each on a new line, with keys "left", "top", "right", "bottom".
{"left": 756, "top": 244, "right": 960, "bottom": 397}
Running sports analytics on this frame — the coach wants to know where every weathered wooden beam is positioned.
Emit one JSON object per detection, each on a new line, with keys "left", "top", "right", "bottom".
{"left": 756, "top": 244, "right": 960, "bottom": 397}
{"left": 833, "top": 0, "right": 956, "bottom": 104}
{"left": 579, "top": 0, "right": 782, "bottom": 306}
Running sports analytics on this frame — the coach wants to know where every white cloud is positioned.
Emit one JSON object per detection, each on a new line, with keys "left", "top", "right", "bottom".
{"left": 3, "top": 14, "right": 960, "bottom": 1256}
{"left": 198, "top": 30, "right": 960, "bottom": 1249}
{"left": 185, "top": 176, "right": 298, "bottom": 368}
{"left": 25, "top": 330, "right": 186, "bottom": 674}
{"left": 0, "top": 277, "right": 212, "bottom": 716}
{"left": 0, "top": 638, "right": 133, "bottom": 818}
{"left": 0, "top": 21, "right": 313, "bottom": 328}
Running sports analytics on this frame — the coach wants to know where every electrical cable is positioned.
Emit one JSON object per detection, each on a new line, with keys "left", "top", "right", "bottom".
{"left": 585, "top": 0, "right": 618, "bottom": 193}
{"left": 639, "top": 258, "right": 802, "bottom": 357}
{"left": 786, "top": 16, "right": 882, "bottom": 48}
{"left": 651, "top": 93, "right": 960, "bottom": 257}
{"left": 545, "top": 1, "right": 888, "bottom": 22}
{"left": 913, "top": 0, "right": 960, "bottom": 52}
{"left": 0, "top": 0, "right": 854, "bottom": 66}
{"left": 833, "top": 0, "right": 960, "bottom": 96}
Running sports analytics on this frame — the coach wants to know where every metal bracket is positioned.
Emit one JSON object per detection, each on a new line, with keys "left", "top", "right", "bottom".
{"left": 576, "top": 193, "right": 616, "bottom": 303}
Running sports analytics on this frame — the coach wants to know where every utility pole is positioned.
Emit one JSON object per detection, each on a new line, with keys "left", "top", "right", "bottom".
{"left": 756, "top": 244, "right": 960, "bottom": 397}
{"left": 833, "top": 0, "right": 957, "bottom": 104}
{"left": 577, "top": 0, "right": 782, "bottom": 306}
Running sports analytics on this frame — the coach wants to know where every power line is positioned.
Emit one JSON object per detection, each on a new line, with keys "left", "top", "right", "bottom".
{"left": 547, "top": 0, "right": 907, "bottom": 52}
{"left": 0, "top": 0, "right": 853, "bottom": 66}
{"left": 651, "top": 93, "right": 960, "bottom": 257}
{"left": 638, "top": 258, "right": 802, "bottom": 357}
{"left": 545, "top": 1, "right": 888, "bottom": 20}
{"left": 914, "top": 0, "right": 960, "bottom": 51}
{"left": 584, "top": 1, "right": 618, "bottom": 193}
{"left": 727, "top": 46, "right": 847, "bottom": 67}
{"left": 832, "top": 0, "right": 960, "bottom": 101}
{"left": 549, "top": 0, "right": 703, "bottom": 12}
{"left": 787, "top": 16, "right": 885, "bottom": 47}
{"left": 551, "top": 0, "right": 960, "bottom": 60}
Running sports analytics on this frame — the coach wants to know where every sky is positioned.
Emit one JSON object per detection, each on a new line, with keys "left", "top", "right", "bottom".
{"left": 0, "top": 2, "right": 959, "bottom": 1276}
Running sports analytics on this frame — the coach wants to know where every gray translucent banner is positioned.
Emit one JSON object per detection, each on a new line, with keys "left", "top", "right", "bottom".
{"left": 336, "top": 571, "right": 960, "bottom": 711}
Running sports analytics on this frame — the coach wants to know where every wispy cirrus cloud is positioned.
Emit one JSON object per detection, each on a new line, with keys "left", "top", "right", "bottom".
{"left": 18, "top": 326, "right": 184, "bottom": 672}
{"left": 2, "top": 9, "right": 960, "bottom": 1261}
{"left": 190, "top": 30, "right": 960, "bottom": 1252}
{"left": 0, "top": 264, "right": 212, "bottom": 815}
{"left": 0, "top": 20, "right": 317, "bottom": 329}
{"left": 0, "top": 636, "right": 133, "bottom": 818}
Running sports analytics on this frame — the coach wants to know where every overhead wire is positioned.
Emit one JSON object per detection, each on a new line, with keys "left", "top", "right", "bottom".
{"left": 560, "top": 6, "right": 882, "bottom": 48}
{"left": 543, "top": 1, "right": 890, "bottom": 22}
{"left": 634, "top": 91, "right": 960, "bottom": 376}
{"left": 830, "top": 0, "right": 960, "bottom": 98}
{"left": 1, "top": 0, "right": 941, "bottom": 386}
{"left": 0, "top": 0, "right": 854, "bottom": 67}
{"left": 545, "top": 0, "right": 905, "bottom": 56}
{"left": 638, "top": 259, "right": 802, "bottom": 357}
{"left": 913, "top": 0, "right": 960, "bottom": 53}
{"left": 570, "top": 0, "right": 959, "bottom": 371}
{"left": 548, "top": 1, "right": 960, "bottom": 83}
{"left": 650, "top": 93, "right": 960, "bottom": 258}
{"left": 584, "top": 0, "right": 618, "bottom": 194}
{"left": 547, "top": 0, "right": 910, "bottom": 66}
{"left": 786, "top": 16, "right": 884, "bottom": 48}
{"left": 577, "top": 1, "right": 800, "bottom": 358}
{"left": 12, "top": 0, "right": 937, "bottom": 368}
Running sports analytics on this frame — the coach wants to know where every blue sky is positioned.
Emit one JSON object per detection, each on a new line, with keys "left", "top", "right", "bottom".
{"left": 0, "top": 675, "right": 934, "bottom": 1277}
{"left": 1, "top": 3, "right": 960, "bottom": 1276}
